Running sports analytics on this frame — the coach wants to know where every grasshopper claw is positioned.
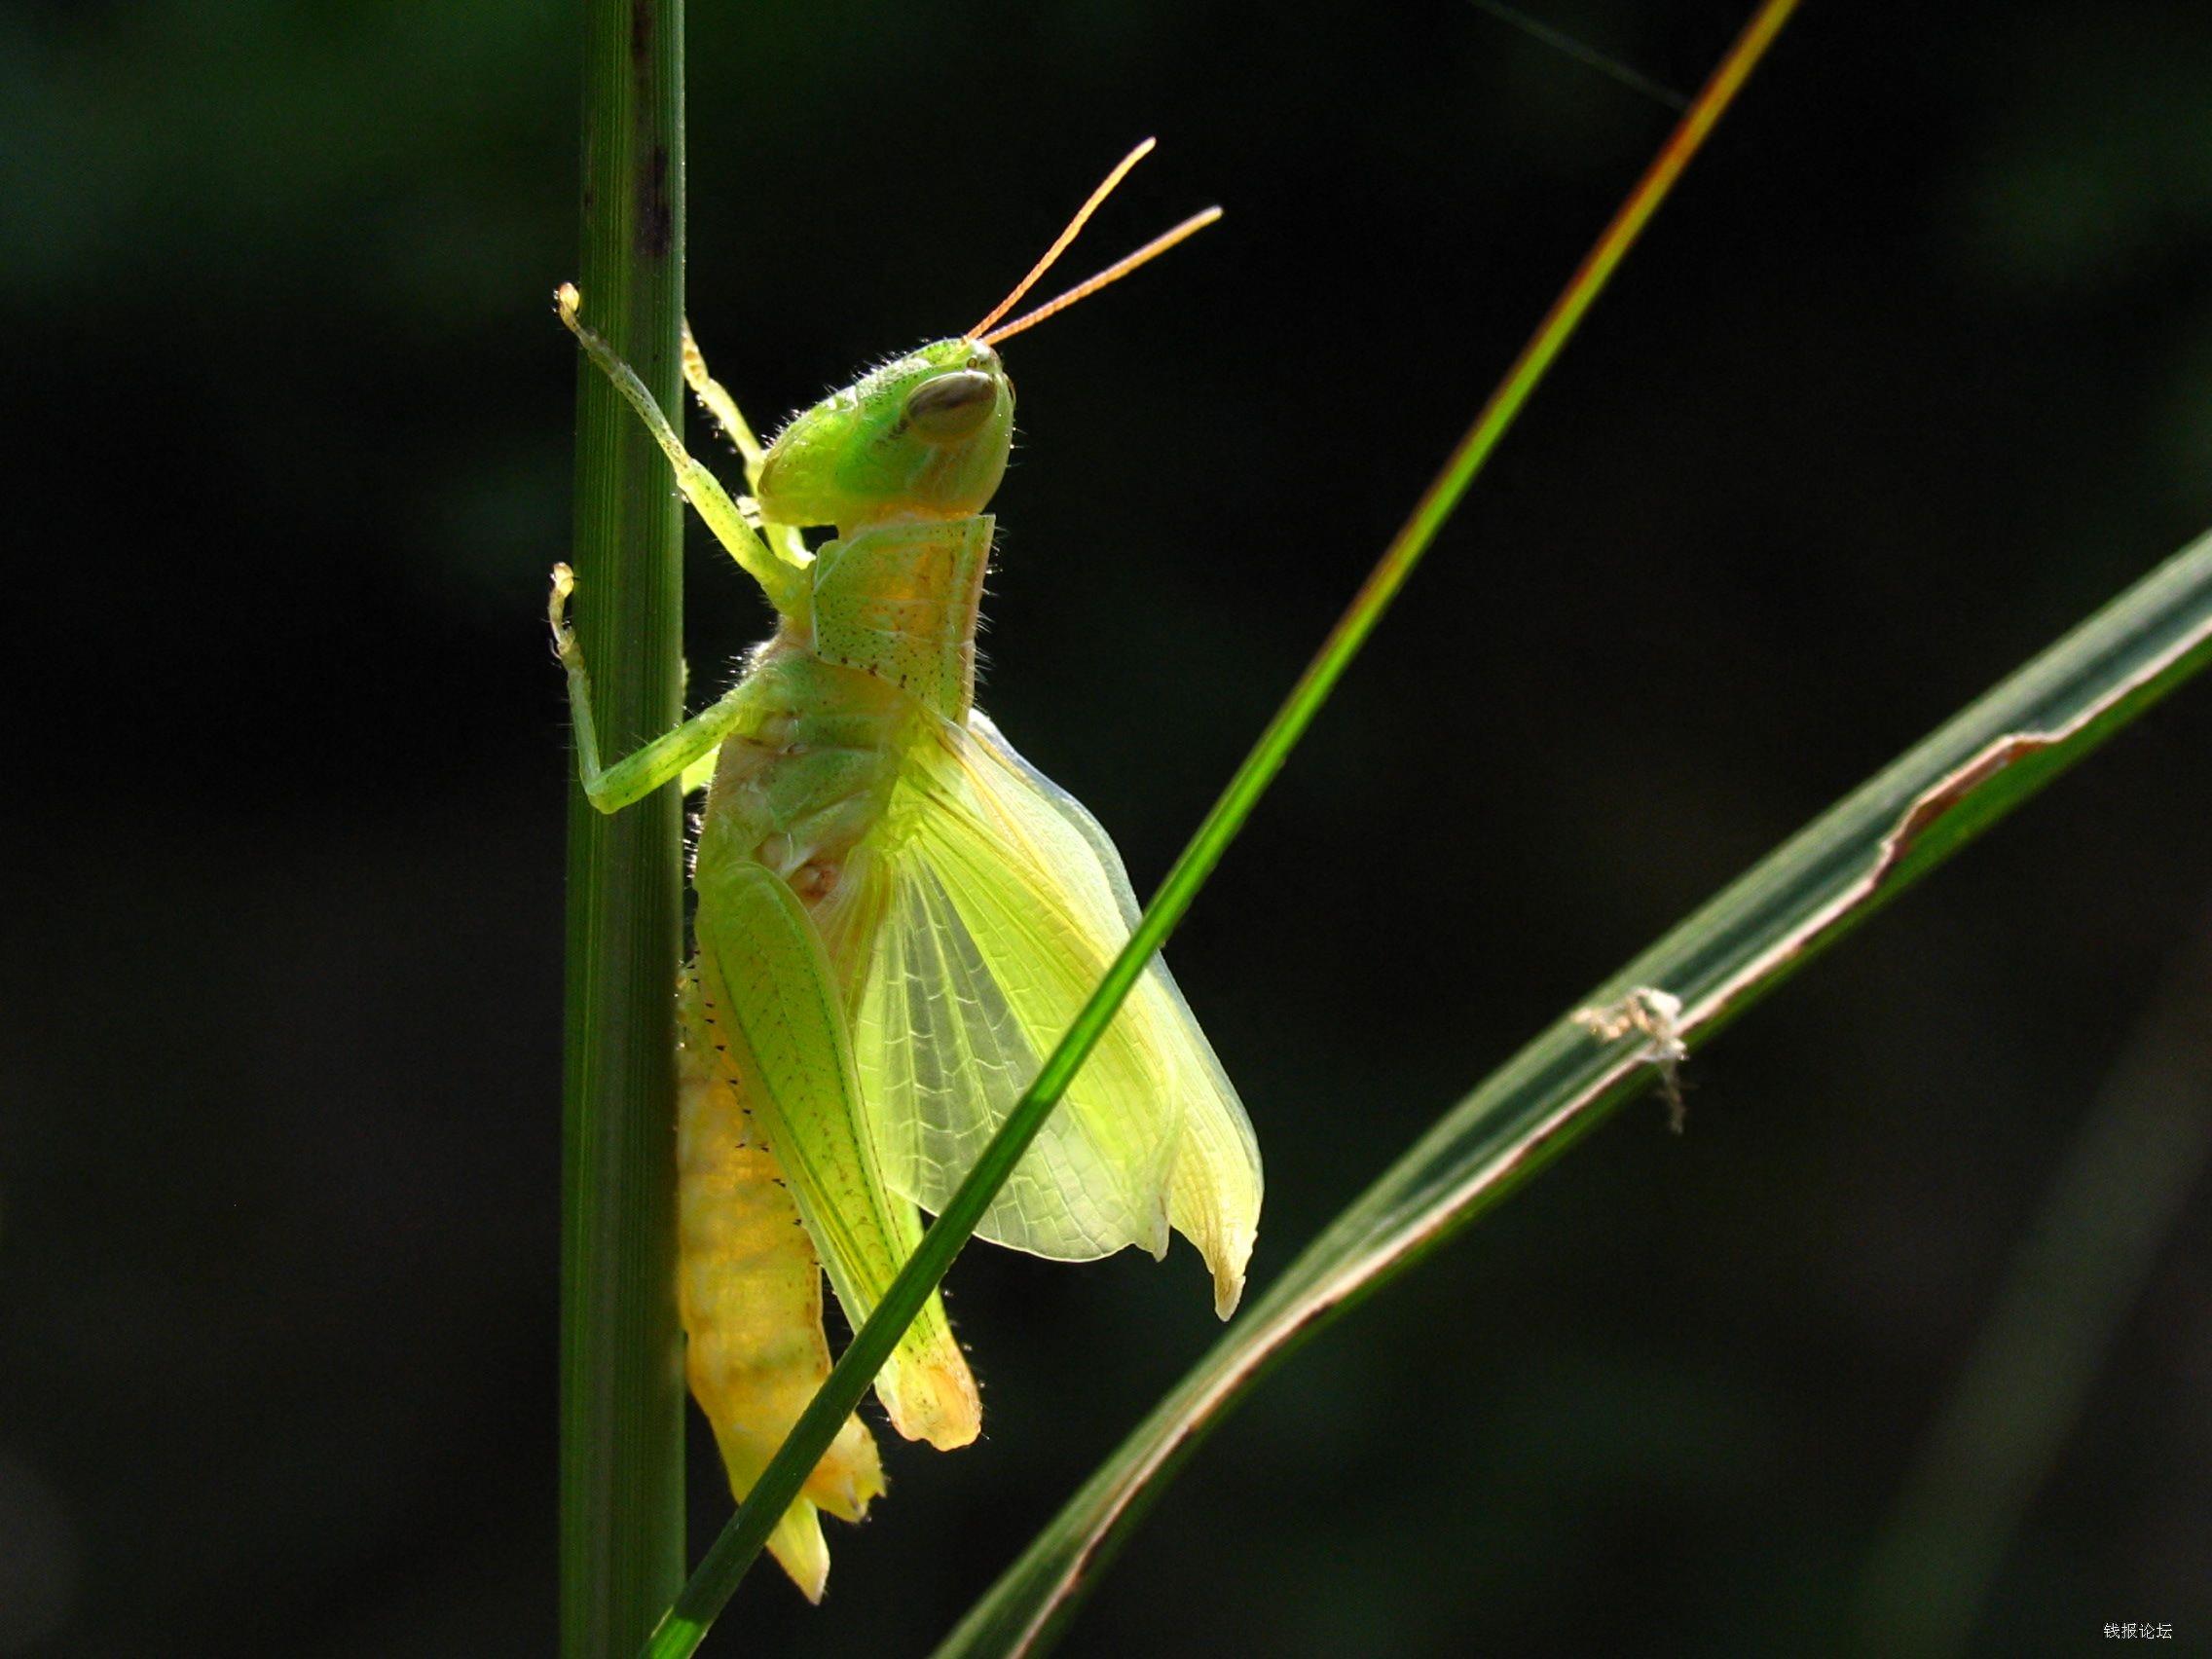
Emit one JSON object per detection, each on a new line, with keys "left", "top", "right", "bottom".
{"left": 548, "top": 563, "right": 580, "bottom": 661}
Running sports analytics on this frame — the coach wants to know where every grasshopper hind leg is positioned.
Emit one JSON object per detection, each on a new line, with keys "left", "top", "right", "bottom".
{"left": 691, "top": 858, "right": 983, "bottom": 1451}
{"left": 678, "top": 973, "right": 885, "bottom": 1600}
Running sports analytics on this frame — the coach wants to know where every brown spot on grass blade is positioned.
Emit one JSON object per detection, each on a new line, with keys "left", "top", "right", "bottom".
{"left": 1879, "top": 733, "right": 2057, "bottom": 868}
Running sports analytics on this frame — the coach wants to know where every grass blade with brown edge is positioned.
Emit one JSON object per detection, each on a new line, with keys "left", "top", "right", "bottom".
{"left": 937, "top": 527, "right": 2212, "bottom": 1656}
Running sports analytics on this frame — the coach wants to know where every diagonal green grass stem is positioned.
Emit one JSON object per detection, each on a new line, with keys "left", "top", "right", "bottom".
{"left": 643, "top": 2, "right": 1799, "bottom": 1650}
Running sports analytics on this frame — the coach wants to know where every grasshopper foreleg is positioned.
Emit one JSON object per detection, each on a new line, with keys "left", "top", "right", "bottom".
{"left": 557, "top": 284, "right": 807, "bottom": 614}
{"left": 548, "top": 563, "right": 767, "bottom": 813}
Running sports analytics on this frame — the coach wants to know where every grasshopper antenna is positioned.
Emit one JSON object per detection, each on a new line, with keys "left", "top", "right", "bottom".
{"left": 977, "top": 205, "right": 1223, "bottom": 347}
{"left": 968, "top": 137, "right": 1219, "bottom": 345}
{"left": 968, "top": 137, "right": 1157, "bottom": 339}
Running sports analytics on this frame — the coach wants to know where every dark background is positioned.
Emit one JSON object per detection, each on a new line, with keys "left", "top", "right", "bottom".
{"left": 6, "top": 0, "right": 2211, "bottom": 1653}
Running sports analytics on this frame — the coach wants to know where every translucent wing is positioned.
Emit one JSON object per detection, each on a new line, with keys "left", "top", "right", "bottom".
{"left": 853, "top": 711, "right": 1262, "bottom": 1313}
{"left": 860, "top": 847, "right": 1174, "bottom": 1262}
{"left": 970, "top": 714, "right": 1263, "bottom": 1316}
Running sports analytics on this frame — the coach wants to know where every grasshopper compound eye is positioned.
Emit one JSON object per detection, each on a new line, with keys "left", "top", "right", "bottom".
{"left": 903, "top": 371, "right": 1000, "bottom": 441}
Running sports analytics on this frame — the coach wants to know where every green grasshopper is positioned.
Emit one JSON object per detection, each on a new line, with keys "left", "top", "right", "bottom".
{"left": 549, "top": 142, "right": 1262, "bottom": 1599}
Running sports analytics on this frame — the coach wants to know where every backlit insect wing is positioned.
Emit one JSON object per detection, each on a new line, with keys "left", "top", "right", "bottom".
{"left": 851, "top": 710, "right": 1263, "bottom": 1317}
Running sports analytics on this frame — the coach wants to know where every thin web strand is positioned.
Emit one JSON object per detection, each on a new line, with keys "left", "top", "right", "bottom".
{"left": 979, "top": 207, "right": 1224, "bottom": 347}
{"left": 1467, "top": 0, "right": 1690, "bottom": 111}
{"left": 967, "top": 137, "right": 1157, "bottom": 340}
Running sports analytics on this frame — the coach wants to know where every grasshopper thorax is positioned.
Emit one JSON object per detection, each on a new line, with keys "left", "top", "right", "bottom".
{"left": 757, "top": 340, "right": 1013, "bottom": 534}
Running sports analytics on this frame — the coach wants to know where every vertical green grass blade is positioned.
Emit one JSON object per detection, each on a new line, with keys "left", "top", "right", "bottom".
{"left": 560, "top": 0, "right": 686, "bottom": 1651}
{"left": 937, "top": 528, "right": 2212, "bottom": 1659}
{"left": 642, "top": 4, "right": 1800, "bottom": 1652}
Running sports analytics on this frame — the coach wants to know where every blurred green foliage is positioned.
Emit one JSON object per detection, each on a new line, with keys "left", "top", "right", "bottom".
{"left": 5, "top": 1, "right": 2211, "bottom": 1654}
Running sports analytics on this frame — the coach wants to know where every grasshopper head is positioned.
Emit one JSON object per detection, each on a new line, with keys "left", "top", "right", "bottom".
{"left": 757, "top": 340, "right": 1013, "bottom": 531}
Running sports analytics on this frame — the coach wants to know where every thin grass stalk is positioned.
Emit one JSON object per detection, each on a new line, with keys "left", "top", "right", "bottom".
{"left": 642, "top": 3, "right": 1799, "bottom": 1650}
{"left": 559, "top": 0, "right": 687, "bottom": 1650}
{"left": 1858, "top": 912, "right": 2212, "bottom": 1655}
